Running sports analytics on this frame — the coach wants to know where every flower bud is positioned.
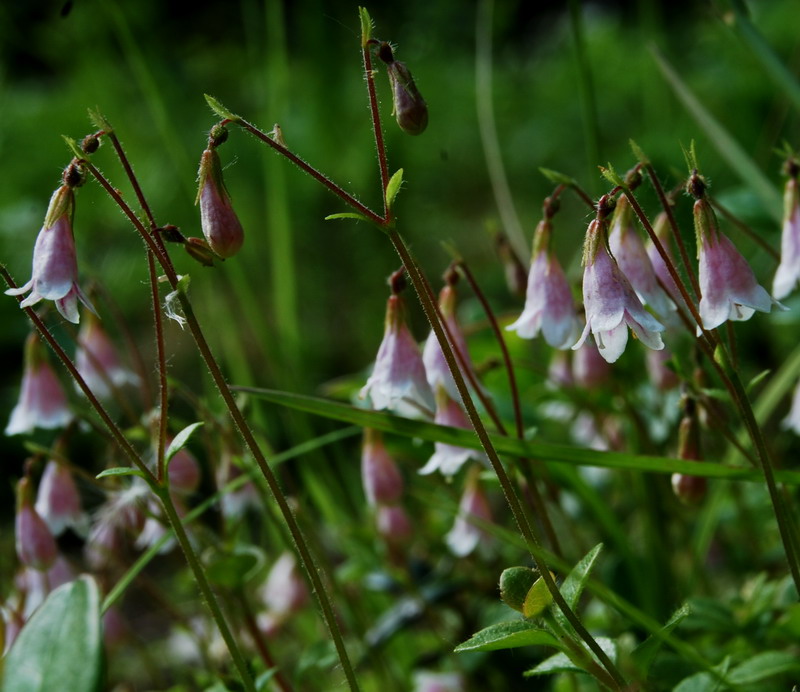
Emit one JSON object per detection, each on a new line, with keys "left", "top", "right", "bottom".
{"left": 196, "top": 148, "right": 244, "bottom": 258}
{"left": 380, "top": 44, "right": 428, "bottom": 135}
{"left": 16, "top": 477, "right": 58, "bottom": 571}
{"left": 184, "top": 237, "right": 216, "bottom": 267}
{"left": 81, "top": 134, "right": 100, "bottom": 154}
{"left": 361, "top": 429, "right": 403, "bottom": 506}
{"left": 671, "top": 398, "right": 707, "bottom": 504}
{"left": 376, "top": 504, "right": 412, "bottom": 545}
{"left": 494, "top": 231, "right": 528, "bottom": 298}
{"left": 446, "top": 473, "right": 492, "bottom": 557}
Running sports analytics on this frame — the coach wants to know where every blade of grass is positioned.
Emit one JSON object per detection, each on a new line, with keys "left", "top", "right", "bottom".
{"left": 234, "top": 386, "right": 800, "bottom": 484}
{"left": 651, "top": 46, "right": 781, "bottom": 221}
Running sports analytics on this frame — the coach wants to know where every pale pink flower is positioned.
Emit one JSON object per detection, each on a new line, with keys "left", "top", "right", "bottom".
{"left": 361, "top": 294, "right": 434, "bottom": 414}
{"left": 782, "top": 377, "right": 800, "bottom": 435}
{"left": 507, "top": 219, "right": 579, "bottom": 349}
{"left": 35, "top": 459, "right": 87, "bottom": 536}
{"left": 572, "top": 338, "right": 611, "bottom": 389}
{"left": 609, "top": 196, "right": 676, "bottom": 323}
{"left": 5, "top": 186, "right": 94, "bottom": 324}
{"left": 15, "top": 477, "right": 57, "bottom": 571}
{"left": 423, "top": 284, "right": 483, "bottom": 400}
{"left": 446, "top": 475, "right": 492, "bottom": 557}
{"left": 646, "top": 210, "right": 687, "bottom": 315}
{"left": 773, "top": 176, "right": 800, "bottom": 300}
{"left": 257, "top": 552, "right": 308, "bottom": 636}
{"left": 419, "top": 387, "right": 487, "bottom": 477}
{"left": 6, "top": 334, "right": 71, "bottom": 436}
{"left": 197, "top": 148, "right": 244, "bottom": 258}
{"left": 375, "top": 504, "right": 412, "bottom": 544}
{"left": 573, "top": 214, "right": 665, "bottom": 363}
{"left": 695, "top": 198, "right": 783, "bottom": 331}
{"left": 413, "top": 672, "right": 466, "bottom": 692}
{"left": 75, "top": 314, "right": 138, "bottom": 401}
{"left": 361, "top": 429, "right": 403, "bottom": 507}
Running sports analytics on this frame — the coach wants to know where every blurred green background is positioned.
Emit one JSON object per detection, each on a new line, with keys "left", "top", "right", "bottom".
{"left": 1, "top": 0, "right": 798, "bottom": 510}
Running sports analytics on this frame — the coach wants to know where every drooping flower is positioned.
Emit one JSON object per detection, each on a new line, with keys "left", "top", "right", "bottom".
{"left": 646, "top": 347, "right": 680, "bottom": 391}
{"left": 197, "top": 146, "right": 245, "bottom": 258}
{"left": 257, "top": 552, "right": 309, "bottom": 636}
{"left": 507, "top": 219, "right": 580, "bottom": 349}
{"left": 422, "top": 281, "right": 483, "bottom": 401}
{"left": 572, "top": 338, "right": 611, "bottom": 389}
{"left": 773, "top": 171, "right": 800, "bottom": 300}
{"left": 646, "top": 210, "right": 687, "bottom": 316}
{"left": 412, "top": 671, "right": 466, "bottom": 692}
{"left": 419, "top": 386, "right": 487, "bottom": 477}
{"left": 573, "top": 200, "right": 665, "bottom": 363}
{"left": 608, "top": 196, "right": 676, "bottom": 323}
{"left": 75, "top": 312, "right": 138, "bottom": 401}
{"left": 671, "top": 398, "right": 707, "bottom": 504}
{"left": 5, "top": 185, "right": 95, "bottom": 324}
{"left": 782, "top": 376, "right": 800, "bottom": 435}
{"left": 15, "top": 477, "right": 57, "bottom": 571}
{"left": 361, "top": 290, "right": 434, "bottom": 415}
{"left": 35, "top": 459, "right": 87, "bottom": 537}
{"left": 361, "top": 428, "right": 403, "bottom": 507}
{"left": 446, "top": 471, "right": 492, "bottom": 557}
{"left": 694, "top": 194, "right": 783, "bottom": 331}
{"left": 5, "top": 333, "right": 72, "bottom": 436}
{"left": 375, "top": 503, "right": 412, "bottom": 544}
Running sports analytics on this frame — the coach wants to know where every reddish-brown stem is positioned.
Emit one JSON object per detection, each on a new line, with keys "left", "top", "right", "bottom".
{"left": 234, "top": 119, "right": 385, "bottom": 227}
{"left": 107, "top": 132, "right": 158, "bottom": 231}
{"left": 644, "top": 164, "right": 701, "bottom": 299}
{"left": 238, "top": 594, "right": 293, "bottom": 692}
{"left": 569, "top": 183, "right": 597, "bottom": 211}
{"left": 362, "top": 42, "right": 391, "bottom": 221}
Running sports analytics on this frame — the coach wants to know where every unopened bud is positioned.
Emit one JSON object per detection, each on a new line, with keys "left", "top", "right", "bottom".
{"left": 687, "top": 170, "right": 706, "bottom": 199}
{"left": 385, "top": 54, "right": 428, "bottom": 136}
{"left": 196, "top": 148, "right": 245, "bottom": 258}
{"left": 388, "top": 267, "right": 407, "bottom": 295}
{"left": 63, "top": 162, "right": 86, "bottom": 189}
{"left": 184, "top": 237, "right": 216, "bottom": 267}
{"left": 495, "top": 232, "right": 527, "bottom": 298}
{"left": 209, "top": 124, "right": 228, "bottom": 148}
{"left": 81, "top": 134, "right": 100, "bottom": 154}
{"left": 672, "top": 397, "right": 707, "bottom": 504}
{"left": 158, "top": 224, "right": 186, "bottom": 244}
{"left": 16, "top": 477, "right": 58, "bottom": 570}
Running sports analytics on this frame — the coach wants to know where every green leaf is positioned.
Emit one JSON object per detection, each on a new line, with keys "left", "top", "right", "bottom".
{"left": 522, "top": 576, "right": 553, "bottom": 619}
{"left": 205, "top": 546, "right": 264, "bottom": 590}
{"left": 385, "top": 168, "right": 404, "bottom": 209}
{"left": 96, "top": 466, "right": 147, "bottom": 480}
{"left": 631, "top": 603, "right": 691, "bottom": 675}
{"left": 524, "top": 637, "right": 617, "bottom": 677}
{"left": 629, "top": 139, "right": 649, "bottom": 165}
{"left": 358, "top": 7, "right": 373, "bottom": 46}
{"left": 746, "top": 368, "right": 771, "bottom": 394}
{"left": 552, "top": 544, "right": 602, "bottom": 632}
{"left": 454, "top": 619, "right": 561, "bottom": 653}
{"left": 652, "top": 48, "right": 781, "bottom": 221}
{"left": 231, "top": 387, "right": 800, "bottom": 485}
{"left": 600, "top": 164, "right": 623, "bottom": 187}
{"left": 204, "top": 94, "right": 242, "bottom": 123}
{"left": 539, "top": 168, "right": 577, "bottom": 186}
{"left": 324, "top": 212, "right": 373, "bottom": 223}
{"left": 61, "top": 135, "right": 84, "bottom": 160}
{"left": 2, "top": 576, "right": 102, "bottom": 692}
{"left": 165, "top": 421, "right": 204, "bottom": 469}
{"left": 728, "top": 650, "right": 800, "bottom": 685}
{"left": 87, "top": 108, "right": 113, "bottom": 133}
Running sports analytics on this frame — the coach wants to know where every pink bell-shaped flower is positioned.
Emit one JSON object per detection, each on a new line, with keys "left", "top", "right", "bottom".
{"left": 35, "top": 459, "right": 87, "bottom": 536}
{"left": 773, "top": 170, "right": 800, "bottom": 300}
{"left": 375, "top": 503, "right": 412, "bottom": 544}
{"left": 694, "top": 194, "right": 783, "bottom": 330}
{"left": 361, "top": 281, "right": 434, "bottom": 415}
{"left": 422, "top": 279, "right": 483, "bottom": 400}
{"left": 506, "top": 219, "right": 579, "bottom": 349}
{"left": 573, "top": 199, "right": 665, "bottom": 363}
{"left": 609, "top": 196, "right": 676, "bottom": 323}
{"left": 5, "top": 185, "right": 94, "bottom": 324}
{"left": 646, "top": 210, "right": 687, "bottom": 316}
{"left": 15, "top": 477, "right": 57, "bottom": 571}
{"left": 257, "top": 552, "right": 309, "bottom": 636}
{"left": 75, "top": 313, "right": 138, "bottom": 401}
{"left": 445, "top": 471, "right": 492, "bottom": 557}
{"left": 197, "top": 146, "right": 245, "bottom": 258}
{"left": 6, "top": 333, "right": 72, "bottom": 436}
{"left": 361, "top": 429, "right": 403, "bottom": 507}
{"left": 419, "top": 386, "right": 487, "bottom": 477}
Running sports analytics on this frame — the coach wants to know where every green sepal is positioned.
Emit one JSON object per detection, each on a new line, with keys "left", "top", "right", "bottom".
{"left": 87, "top": 108, "right": 113, "bottom": 133}
{"left": 204, "top": 94, "right": 242, "bottom": 124}
{"left": 539, "top": 167, "right": 577, "bottom": 186}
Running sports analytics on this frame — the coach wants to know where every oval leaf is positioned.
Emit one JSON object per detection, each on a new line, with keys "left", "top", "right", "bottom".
{"left": 324, "top": 212, "right": 373, "bottom": 223}
{"left": 728, "top": 650, "right": 800, "bottom": 685}
{"left": 524, "top": 637, "right": 617, "bottom": 677}
{"left": 165, "top": 421, "right": 204, "bottom": 470}
{"left": 522, "top": 576, "right": 553, "bottom": 619}
{"left": 385, "top": 168, "right": 404, "bottom": 209}
{"left": 2, "top": 576, "right": 102, "bottom": 692}
{"left": 96, "top": 467, "right": 146, "bottom": 480}
{"left": 454, "top": 619, "right": 560, "bottom": 653}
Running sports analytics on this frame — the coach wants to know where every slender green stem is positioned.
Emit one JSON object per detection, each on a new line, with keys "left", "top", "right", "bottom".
{"left": 389, "top": 231, "right": 627, "bottom": 690}
{"left": 361, "top": 39, "right": 390, "bottom": 220}
{"left": 158, "top": 489, "right": 256, "bottom": 692}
